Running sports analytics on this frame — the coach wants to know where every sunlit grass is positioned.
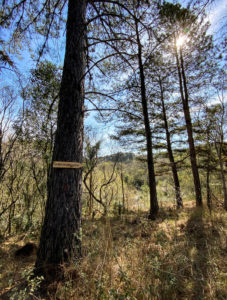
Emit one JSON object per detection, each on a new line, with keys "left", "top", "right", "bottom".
{"left": 0, "top": 202, "right": 226, "bottom": 299}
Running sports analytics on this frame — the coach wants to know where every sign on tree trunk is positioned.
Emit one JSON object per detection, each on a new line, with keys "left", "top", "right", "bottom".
{"left": 53, "top": 161, "right": 83, "bottom": 168}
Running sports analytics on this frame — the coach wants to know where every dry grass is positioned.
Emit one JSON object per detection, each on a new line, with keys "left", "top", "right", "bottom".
{"left": 0, "top": 202, "right": 226, "bottom": 299}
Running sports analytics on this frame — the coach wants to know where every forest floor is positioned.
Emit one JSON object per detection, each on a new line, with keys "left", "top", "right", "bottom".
{"left": 0, "top": 201, "right": 226, "bottom": 300}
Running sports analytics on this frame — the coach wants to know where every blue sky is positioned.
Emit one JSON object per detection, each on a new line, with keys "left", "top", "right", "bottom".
{"left": 85, "top": 0, "right": 227, "bottom": 154}
{"left": 1, "top": 0, "right": 226, "bottom": 155}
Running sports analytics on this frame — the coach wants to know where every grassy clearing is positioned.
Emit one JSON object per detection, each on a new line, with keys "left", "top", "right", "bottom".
{"left": 0, "top": 202, "right": 226, "bottom": 299}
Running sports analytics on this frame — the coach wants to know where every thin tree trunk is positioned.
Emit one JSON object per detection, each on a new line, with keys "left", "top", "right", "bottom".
{"left": 120, "top": 162, "right": 125, "bottom": 214}
{"left": 35, "top": 0, "right": 86, "bottom": 272}
{"left": 89, "top": 171, "right": 93, "bottom": 215}
{"left": 206, "top": 166, "right": 211, "bottom": 210}
{"left": 8, "top": 205, "right": 12, "bottom": 234}
{"left": 175, "top": 42, "right": 202, "bottom": 207}
{"left": 159, "top": 78, "right": 183, "bottom": 208}
{"left": 206, "top": 131, "right": 212, "bottom": 209}
{"left": 135, "top": 20, "right": 158, "bottom": 219}
{"left": 215, "top": 143, "right": 227, "bottom": 210}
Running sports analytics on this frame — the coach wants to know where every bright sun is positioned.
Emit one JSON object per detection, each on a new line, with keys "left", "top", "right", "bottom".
{"left": 176, "top": 35, "right": 186, "bottom": 48}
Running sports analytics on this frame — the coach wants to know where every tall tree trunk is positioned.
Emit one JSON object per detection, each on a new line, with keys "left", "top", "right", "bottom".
{"left": 135, "top": 20, "right": 159, "bottom": 219}
{"left": 175, "top": 42, "right": 202, "bottom": 207}
{"left": 215, "top": 143, "right": 227, "bottom": 210}
{"left": 35, "top": 0, "right": 86, "bottom": 272}
{"left": 159, "top": 78, "right": 183, "bottom": 208}
{"left": 206, "top": 134, "right": 211, "bottom": 209}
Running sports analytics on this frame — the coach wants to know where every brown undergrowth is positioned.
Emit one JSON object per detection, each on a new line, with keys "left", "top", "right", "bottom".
{"left": 0, "top": 202, "right": 226, "bottom": 299}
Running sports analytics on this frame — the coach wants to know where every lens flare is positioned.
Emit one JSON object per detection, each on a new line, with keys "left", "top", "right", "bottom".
{"left": 176, "top": 35, "right": 186, "bottom": 48}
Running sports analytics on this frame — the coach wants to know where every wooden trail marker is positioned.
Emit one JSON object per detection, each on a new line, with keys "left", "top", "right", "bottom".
{"left": 53, "top": 161, "right": 84, "bottom": 169}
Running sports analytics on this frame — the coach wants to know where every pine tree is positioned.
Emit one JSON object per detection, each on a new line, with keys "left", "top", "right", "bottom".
{"left": 157, "top": 2, "right": 216, "bottom": 207}
{"left": 89, "top": 1, "right": 160, "bottom": 218}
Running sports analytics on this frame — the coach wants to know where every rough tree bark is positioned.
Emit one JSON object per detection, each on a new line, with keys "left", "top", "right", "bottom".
{"left": 35, "top": 0, "right": 87, "bottom": 272}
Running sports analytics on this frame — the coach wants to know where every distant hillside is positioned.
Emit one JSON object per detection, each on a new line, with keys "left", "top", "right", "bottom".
{"left": 100, "top": 152, "right": 135, "bottom": 163}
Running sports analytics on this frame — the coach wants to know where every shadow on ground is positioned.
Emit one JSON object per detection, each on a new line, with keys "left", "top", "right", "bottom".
{"left": 185, "top": 208, "right": 209, "bottom": 299}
